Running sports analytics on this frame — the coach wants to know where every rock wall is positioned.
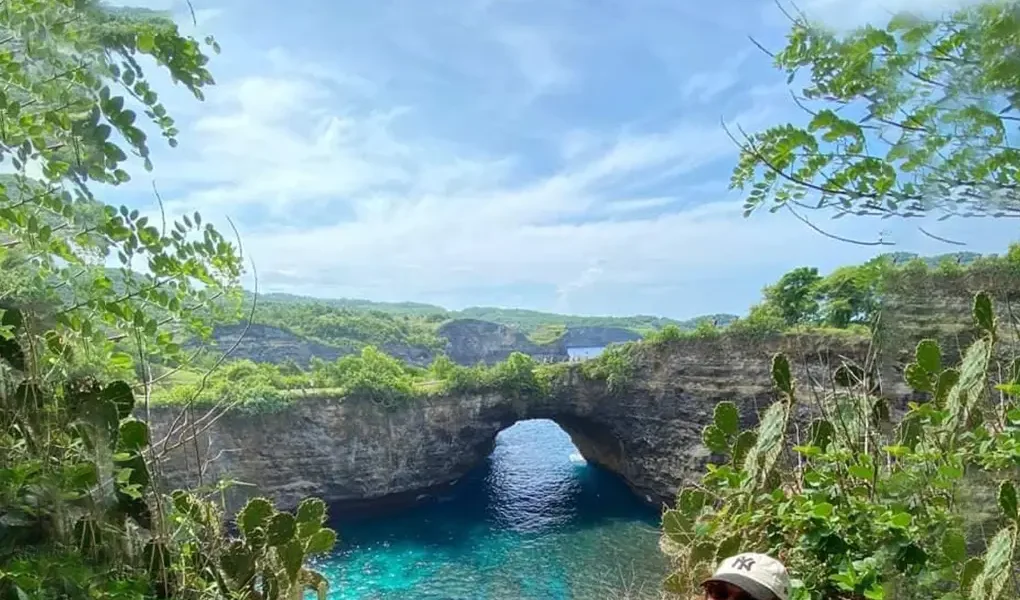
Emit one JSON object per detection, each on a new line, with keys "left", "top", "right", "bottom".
{"left": 148, "top": 333, "right": 870, "bottom": 516}
{"left": 153, "top": 270, "right": 1019, "bottom": 518}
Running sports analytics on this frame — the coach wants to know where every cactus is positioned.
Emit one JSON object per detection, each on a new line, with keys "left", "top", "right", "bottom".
{"left": 305, "top": 529, "right": 337, "bottom": 555}
{"left": 771, "top": 353, "right": 793, "bottom": 397}
{"left": 295, "top": 497, "right": 327, "bottom": 541}
{"left": 973, "top": 290, "right": 995, "bottom": 334}
{"left": 212, "top": 497, "right": 338, "bottom": 600}
{"left": 731, "top": 430, "right": 757, "bottom": 468}
{"left": 701, "top": 424, "right": 729, "bottom": 455}
{"left": 267, "top": 513, "right": 296, "bottom": 546}
{"left": 238, "top": 497, "right": 274, "bottom": 537}
{"left": 702, "top": 401, "right": 740, "bottom": 455}
{"left": 713, "top": 402, "right": 739, "bottom": 436}
{"left": 279, "top": 540, "right": 304, "bottom": 584}
{"left": 219, "top": 540, "right": 257, "bottom": 588}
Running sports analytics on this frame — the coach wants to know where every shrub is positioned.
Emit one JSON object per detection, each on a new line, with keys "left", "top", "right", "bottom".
{"left": 0, "top": 309, "right": 338, "bottom": 600}
{"left": 581, "top": 342, "right": 636, "bottom": 394}
{"left": 661, "top": 292, "right": 1020, "bottom": 600}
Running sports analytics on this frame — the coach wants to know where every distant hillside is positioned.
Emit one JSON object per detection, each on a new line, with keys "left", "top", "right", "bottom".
{"left": 246, "top": 290, "right": 737, "bottom": 337}
{"left": 453, "top": 307, "right": 738, "bottom": 334}
{"left": 211, "top": 292, "right": 732, "bottom": 367}
{"left": 249, "top": 292, "right": 446, "bottom": 317}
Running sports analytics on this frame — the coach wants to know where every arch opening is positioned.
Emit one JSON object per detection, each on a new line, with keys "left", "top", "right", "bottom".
{"left": 478, "top": 418, "right": 651, "bottom": 533}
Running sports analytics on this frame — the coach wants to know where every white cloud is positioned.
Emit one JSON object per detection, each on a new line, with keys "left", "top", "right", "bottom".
{"left": 111, "top": 1, "right": 1017, "bottom": 318}
{"left": 682, "top": 50, "right": 750, "bottom": 104}
{"left": 494, "top": 25, "right": 574, "bottom": 99}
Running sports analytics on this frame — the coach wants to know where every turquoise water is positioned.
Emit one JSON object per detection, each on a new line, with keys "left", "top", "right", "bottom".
{"left": 314, "top": 419, "right": 668, "bottom": 599}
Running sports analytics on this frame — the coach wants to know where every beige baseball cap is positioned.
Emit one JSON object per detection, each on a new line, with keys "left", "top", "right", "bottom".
{"left": 701, "top": 552, "right": 791, "bottom": 600}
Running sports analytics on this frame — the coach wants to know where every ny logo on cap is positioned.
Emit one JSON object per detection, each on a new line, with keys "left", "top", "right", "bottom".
{"left": 731, "top": 556, "right": 756, "bottom": 572}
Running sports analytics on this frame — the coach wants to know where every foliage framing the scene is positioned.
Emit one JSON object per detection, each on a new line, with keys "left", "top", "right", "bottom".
{"left": 732, "top": 0, "right": 1020, "bottom": 221}
{"left": 661, "top": 292, "right": 1020, "bottom": 600}
{"left": 0, "top": 2, "right": 338, "bottom": 599}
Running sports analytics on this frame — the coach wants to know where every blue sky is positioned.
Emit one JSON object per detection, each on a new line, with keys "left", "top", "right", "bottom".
{"left": 106, "top": 0, "right": 1018, "bottom": 319}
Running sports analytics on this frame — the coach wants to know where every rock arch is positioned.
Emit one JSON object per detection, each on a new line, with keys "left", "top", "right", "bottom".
{"left": 149, "top": 335, "right": 870, "bottom": 515}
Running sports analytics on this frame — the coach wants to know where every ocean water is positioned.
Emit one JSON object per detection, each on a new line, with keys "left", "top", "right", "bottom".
{"left": 315, "top": 419, "right": 668, "bottom": 599}
{"left": 566, "top": 346, "right": 606, "bottom": 360}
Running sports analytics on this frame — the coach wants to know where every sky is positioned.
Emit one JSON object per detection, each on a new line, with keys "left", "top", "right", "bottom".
{"left": 103, "top": 0, "right": 1018, "bottom": 319}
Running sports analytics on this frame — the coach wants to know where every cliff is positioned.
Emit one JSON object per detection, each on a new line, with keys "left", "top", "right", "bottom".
{"left": 152, "top": 271, "right": 1017, "bottom": 517}
{"left": 209, "top": 319, "right": 643, "bottom": 367}
{"left": 148, "top": 333, "right": 871, "bottom": 515}
{"left": 436, "top": 319, "right": 564, "bottom": 364}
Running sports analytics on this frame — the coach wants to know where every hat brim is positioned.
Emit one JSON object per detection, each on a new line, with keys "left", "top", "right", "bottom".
{"left": 701, "top": 573, "right": 778, "bottom": 600}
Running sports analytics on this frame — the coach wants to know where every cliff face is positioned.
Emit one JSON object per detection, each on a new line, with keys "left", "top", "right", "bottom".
{"left": 210, "top": 320, "right": 646, "bottom": 368}
{"left": 154, "top": 272, "right": 1014, "bottom": 517}
{"left": 559, "top": 326, "right": 641, "bottom": 348}
{"left": 435, "top": 319, "right": 565, "bottom": 364}
{"left": 149, "top": 334, "right": 870, "bottom": 516}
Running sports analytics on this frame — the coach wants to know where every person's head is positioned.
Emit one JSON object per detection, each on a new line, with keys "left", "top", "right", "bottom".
{"left": 700, "top": 553, "right": 790, "bottom": 600}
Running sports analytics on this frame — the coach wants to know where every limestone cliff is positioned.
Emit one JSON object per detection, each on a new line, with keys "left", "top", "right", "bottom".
{"left": 152, "top": 272, "right": 1015, "bottom": 517}
{"left": 149, "top": 333, "right": 870, "bottom": 516}
{"left": 208, "top": 320, "right": 639, "bottom": 367}
{"left": 436, "top": 319, "right": 564, "bottom": 364}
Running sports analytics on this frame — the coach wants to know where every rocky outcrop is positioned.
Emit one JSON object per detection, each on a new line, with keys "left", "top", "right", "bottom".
{"left": 206, "top": 324, "right": 436, "bottom": 367}
{"left": 209, "top": 319, "right": 648, "bottom": 368}
{"left": 149, "top": 333, "right": 871, "bottom": 516}
{"left": 436, "top": 319, "right": 565, "bottom": 364}
{"left": 204, "top": 324, "right": 348, "bottom": 365}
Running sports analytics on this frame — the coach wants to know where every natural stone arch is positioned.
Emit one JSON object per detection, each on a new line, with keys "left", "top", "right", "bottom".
{"left": 148, "top": 335, "right": 869, "bottom": 515}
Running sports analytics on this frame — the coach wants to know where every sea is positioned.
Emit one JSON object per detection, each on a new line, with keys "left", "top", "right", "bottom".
{"left": 313, "top": 419, "right": 669, "bottom": 599}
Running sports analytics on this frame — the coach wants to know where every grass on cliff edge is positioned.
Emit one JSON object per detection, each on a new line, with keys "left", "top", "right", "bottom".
{"left": 150, "top": 348, "right": 559, "bottom": 413}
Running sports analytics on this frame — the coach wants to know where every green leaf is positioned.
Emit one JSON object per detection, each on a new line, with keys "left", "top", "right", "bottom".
{"left": 280, "top": 539, "right": 304, "bottom": 583}
{"left": 889, "top": 512, "right": 912, "bottom": 529}
{"left": 973, "top": 291, "right": 995, "bottom": 334}
{"left": 305, "top": 528, "right": 337, "bottom": 554}
{"left": 849, "top": 464, "right": 873, "bottom": 479}
{"left": 771, "top": 353, "right": 793, "bottom": 395}
{"left": 267, "top": 512, "right": 297, "bottom": 546}
{"left": 812, "top": 502, "right": 834, "bottom": 518}
{"left": 118, "top": 419, "right": 149, "bottom": 452}
{"left": 137, "top": 32, "right": 155, "bottom": 53}
{"left": 960, "top": 557, "right": 983, "bottom": 592}
{"left": 915, "top": 339, "right": 941, "bottom": 373}
{"left": 713, "top": 401, "right": 740, "bottom": 435}
{"left": 101, "top": 380, "right": 135, "bottom": 419}
{"left": 702, "top": 424, "right": 729, "bottom": 454}
{"left": 998, "top": 481, "right": 1018, "bottom": 521}
{"left": 904, "top": 363, "right": 932, "bottom": 392}
{"left": 661, "top": 508, "right": 692, "bottom": 544}
{"left": 942, "top": 529, "right": 967, "bottom": 562}
{"left": 109, "top": 352, "right": 134, "bottom": 372}
{"left": 237, "top": 497, "right": 274, "bottom": 537}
